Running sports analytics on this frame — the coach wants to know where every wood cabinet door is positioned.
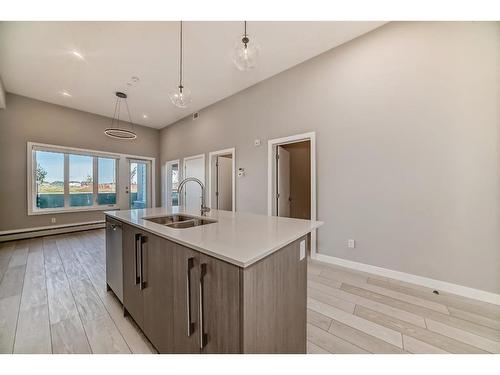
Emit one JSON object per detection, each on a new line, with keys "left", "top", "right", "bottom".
{"left": 171, "top": 244, "right": 200, "bottom": 353}
{"left": 122, "top": 223, "right": 144, "bottom": 329}
{"left": 142, "top": 235, "right": 175, "bottom": 353}
{"left": 199, "top": 254, "right": 241, "bottom": 354}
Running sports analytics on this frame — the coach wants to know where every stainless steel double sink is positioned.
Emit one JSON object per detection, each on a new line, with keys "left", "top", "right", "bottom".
{"left": 144, "top": 214, "right": 216, "bottom": 229}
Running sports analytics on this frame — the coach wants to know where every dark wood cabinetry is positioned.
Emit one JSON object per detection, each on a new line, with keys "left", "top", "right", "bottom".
{"left": 116, "top": 219, "right": 307, "bottom": 354}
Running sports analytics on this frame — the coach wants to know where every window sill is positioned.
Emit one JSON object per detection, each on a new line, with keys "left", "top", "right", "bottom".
{"left": 28, "top": 205, "right": 119, "bottom": 216}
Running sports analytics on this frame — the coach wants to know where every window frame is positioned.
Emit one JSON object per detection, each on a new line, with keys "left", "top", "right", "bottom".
{"left": 27, "top": 142, "right": 120, "bottom": 215}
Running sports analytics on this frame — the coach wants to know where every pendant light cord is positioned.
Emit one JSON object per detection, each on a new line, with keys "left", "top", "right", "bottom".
{"left": 244, "top": 20, "right": 247, "bottom": 37}
{"left": 179, "top": 20, "right": 183, "bottom": 90}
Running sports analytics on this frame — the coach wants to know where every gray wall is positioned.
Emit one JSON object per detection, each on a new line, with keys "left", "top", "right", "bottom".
{"left": 0, "top": 94, "right": 161, "bottom": 231}
{"left": 160, "top": 22, "right": 500, "bottom": 293}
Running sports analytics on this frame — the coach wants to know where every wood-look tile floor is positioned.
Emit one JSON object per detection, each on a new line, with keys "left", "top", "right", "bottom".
{"left": 1, "top": 229, "right": 500, "bottom": 354}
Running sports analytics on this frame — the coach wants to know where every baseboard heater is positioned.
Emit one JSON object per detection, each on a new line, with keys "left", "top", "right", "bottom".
{"left": 0, "top": 220, "right": 106, "bottom": 242}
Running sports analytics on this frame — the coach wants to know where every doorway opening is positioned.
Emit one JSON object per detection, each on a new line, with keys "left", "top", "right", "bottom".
{"left": 182, "top": 154, "right": 205, "bottom": 212}
{"left": 164, "top": 159, "right": 180, "bottom": 210}
{"left": 268, "top": 132, "right": 317, "bottom": 255}
{"left": 208, "top": 148, "right": 235, "bottom": 211}
{"left": 127, "top": 159, "right": 152, "bottom": 209}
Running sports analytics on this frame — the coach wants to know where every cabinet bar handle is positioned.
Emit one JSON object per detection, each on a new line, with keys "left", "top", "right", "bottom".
{"left": 139, "top": 235, "right": 147, "bottom": 290}
{"left": 186, "top": 257, "right": 195, "bottom": 336}
{"left": 134, "top": 234, "right": 141, "bottom": 285}
{"left": 199, "top": 263, "right": 208, "bottom": 349}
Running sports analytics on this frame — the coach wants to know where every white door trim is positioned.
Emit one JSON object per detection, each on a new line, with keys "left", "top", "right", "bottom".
{"left": 164, "top": 159, "right": 180, "bottom": 209}
{"left": 267, "top": 132, "right": 317, "bottom": 256}
{"left": 208, "top": 148, "right": 236, "bottom": 212}
{"left": 127, "top": 158, "right": 154, "bottom": 209}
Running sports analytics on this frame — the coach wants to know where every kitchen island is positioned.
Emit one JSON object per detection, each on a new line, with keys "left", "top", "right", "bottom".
{"left": 105, "top": 207, "right": 322, "bottom": 354}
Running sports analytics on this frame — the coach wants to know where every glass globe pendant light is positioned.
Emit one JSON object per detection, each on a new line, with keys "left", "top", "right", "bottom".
{"left": 169, "top": 21, "right": 192, "bottom": 108}
{"left": 232, "top": 21, "right": 260, "bottom": 71}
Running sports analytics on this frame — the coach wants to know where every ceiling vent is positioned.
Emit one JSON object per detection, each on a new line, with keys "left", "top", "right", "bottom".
{"left": 192, "top": 112, "right": 200, "bottom": 120}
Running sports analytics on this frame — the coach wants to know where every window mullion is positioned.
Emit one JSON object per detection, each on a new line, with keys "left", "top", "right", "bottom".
{"left": 64, "top": 153, "right": 69, "bottom": 208}
{"left": 93, "top": 156, "right": 98, "bottom": 206}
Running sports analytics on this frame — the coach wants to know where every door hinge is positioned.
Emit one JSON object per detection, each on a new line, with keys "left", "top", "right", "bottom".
{"left": 276, "top": 153, "right": 279, "bottom": 160}
{"left": 215, "top": 191, "right": 219, "bottom": 196}
{"left": 276, "top": 193, "right": 280, "bottom": 199}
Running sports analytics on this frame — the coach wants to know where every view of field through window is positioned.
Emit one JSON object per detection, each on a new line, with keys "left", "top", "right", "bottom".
{"left": 35, "top": 150, "right": 117, "bottom": 209}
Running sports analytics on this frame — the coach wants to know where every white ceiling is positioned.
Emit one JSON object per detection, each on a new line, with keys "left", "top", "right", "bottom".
{"left": 0, "top": 21, "right": 385, "bottom": 129}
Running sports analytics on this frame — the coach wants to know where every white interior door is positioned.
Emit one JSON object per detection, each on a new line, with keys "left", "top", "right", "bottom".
{"left": 277, "top": 146, "right": 290, "bottom": 217}
{"left": 216, "top": 155, "right": 232, "bottom": 210}
{"left": 183, "top": 155, "right": 205, "bottom": 213}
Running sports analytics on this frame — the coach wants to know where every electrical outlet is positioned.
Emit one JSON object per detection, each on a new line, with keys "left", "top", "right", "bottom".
{"left": 348, "top": 239, "right": 355, "bottom": 249}
{"left": 299, "top": 240, "right": 306, "bottom": 260}
{"left": 51, "top": 217, "right": 56, "bottom": 224}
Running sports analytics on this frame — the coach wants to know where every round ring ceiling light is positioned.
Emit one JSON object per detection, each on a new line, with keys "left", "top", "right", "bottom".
{"left": 104, "top": 91, "right": 138, "bottom": 140}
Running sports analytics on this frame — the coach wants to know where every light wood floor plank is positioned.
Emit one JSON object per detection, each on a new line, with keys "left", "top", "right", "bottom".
{"left": 84, "top": 314, "right": 131, "bottom": 354}
{"left": 426, "top": 319, "right": 500, "bottom": 353}
{"left": 308, "top": 297, "right": 403, "bottom": 348}
{"left": 342, "top": 283, "right": 500, "bottom": 342}
{"left": 8, "top": 241, "right": 29, "bottom": 268}
{"left": 307, "top": 323, "right": 368, "bottom": 354}
{"left": 402, "top": 335, "right": 449, "bottom": 354}
{"left": 51, "top": 316, "right": 91, "bottom": 354}
{"left": 20, "top": 249, "right": 47, "bottom": 311}
{"left": 308, "top": 287, "right": 355, "bottom": 314}
{"left": 319, "top": 266, "right": 369, "bottom": 286}
{"left": 328, "top": 319, "right": 404, "bottom": 353}
{"left": 309, "top": 279, "right": 426, "bottom": 327}
{"left": 0, "top": 265, "right": 26, "bottom": 299}
{"left": 367, "top": 277, "right": 500, "bottom": 320}
{"left": 307, "top": 340, "right": 331, "bottom": 354}
{"left": 307, "top": 308, "right": 333, "bottom": 331}
{"left": 447, "top": 306, "right": 500, "bottom": 331}
{"left": 355, "top": 305, "right": 487, "bottom": 354}
{"left": 0, "top": 294, "right": 21, "bottom": 353}
{"left": 69, "top": 277, "right": 108, "bottom": 324}
{"left": 13, "top": 304, "right": 52, "bottom": 354}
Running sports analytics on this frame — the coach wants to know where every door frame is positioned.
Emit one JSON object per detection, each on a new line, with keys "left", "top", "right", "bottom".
{"left": 208, "top": 148, "right": 236, "bottom": 212}
{"left": 164, "top": 159, "right": 180, "bottom": 210}
{"left": 267, "top": 132, "right": 317, "bottom": 256}
{"left": 127, "top": 158, "right": 154, "bottom": 209}
{"left": 182, "top": 153, "right": 206, "bottom": 207}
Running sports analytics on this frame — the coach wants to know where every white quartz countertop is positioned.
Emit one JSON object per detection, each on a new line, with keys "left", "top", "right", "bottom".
{"left": 104, "top": 207, "right": 323, "bottom": 268}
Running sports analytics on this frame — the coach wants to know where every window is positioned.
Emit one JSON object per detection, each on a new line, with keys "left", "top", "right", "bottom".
{"left": 98, "top": 157, "right": 117, "bottom": 205}
{"left": 69, "top": 154, "right": 94, "bottom": 207}
{"left": 35, "top": 150, "right": 65, "bottom": 209}
{"left": 30, "top": 144, "right": 119, "bottom": 214}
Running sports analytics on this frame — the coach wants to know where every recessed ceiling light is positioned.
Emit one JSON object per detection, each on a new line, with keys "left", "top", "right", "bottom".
{"left": 60, "top": 90, "right": 72, "bottom": 97}
{"left": 71, "top": 50, "right": 85, "bottom": 60}
{"left": 142, "top": 114, "right": 148, "bottom": 119}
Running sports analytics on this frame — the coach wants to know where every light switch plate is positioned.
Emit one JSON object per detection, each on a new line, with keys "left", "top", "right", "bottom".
{"left": 299, "top": 240, "right": 306, "bottom": 260}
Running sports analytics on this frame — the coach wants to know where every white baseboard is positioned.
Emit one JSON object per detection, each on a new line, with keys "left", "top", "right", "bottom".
{"left": 313, "top": 253, "right": 500, "bottom": 306}
{"left": 0, "top": 220, "right": 105, "bottom": 242}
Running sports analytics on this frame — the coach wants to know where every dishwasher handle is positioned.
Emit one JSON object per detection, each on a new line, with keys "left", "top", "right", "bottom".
{"left": 134, "top": 233, "right": 141, "bottom": 285}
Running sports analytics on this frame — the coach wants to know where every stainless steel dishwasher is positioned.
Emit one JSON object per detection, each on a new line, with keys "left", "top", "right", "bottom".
{"left": 106, "top": 218, "right": 123, "bottom": 303}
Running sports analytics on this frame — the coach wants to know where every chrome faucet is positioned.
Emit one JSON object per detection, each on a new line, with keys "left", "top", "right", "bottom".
{"left": 178, "top": 177, "right": 211, "bottom": 216}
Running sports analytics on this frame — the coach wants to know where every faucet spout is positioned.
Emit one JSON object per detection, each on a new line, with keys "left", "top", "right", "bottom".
{"left": 177, "top": 177, "right": 211, "bottom": 216}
